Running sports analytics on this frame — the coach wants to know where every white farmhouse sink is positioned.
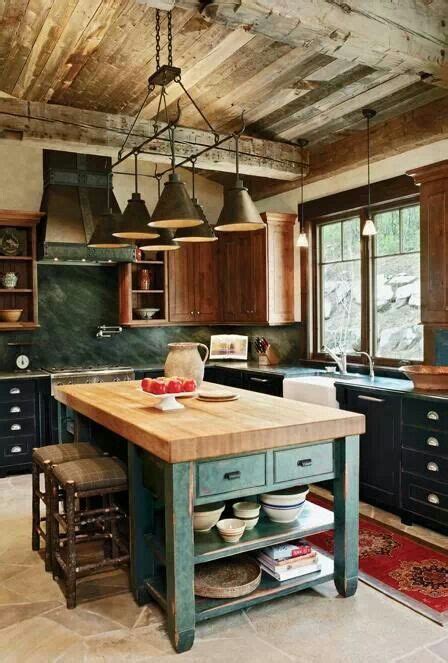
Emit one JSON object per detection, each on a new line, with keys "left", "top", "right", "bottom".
{"left": 283, "top": 376, "right": 339, "bottom": 408}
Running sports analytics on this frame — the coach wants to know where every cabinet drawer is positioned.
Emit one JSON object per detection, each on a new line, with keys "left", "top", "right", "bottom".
{"left": 197, "top": 453, "right": 266, "bottom": 498}
{"left": 243, "top": 372, "right": 283, "bottom": 396}
{"left": 402, "top": 473, "right": 448, "bottom": 528}
{"left": 0, "top": 435, "right": 33, "bottom": 466}
{"left": 0, "top": 400, "right": 35, "bottom": 421}
{"left": 0, "top": 381, "right": 35, "bottom": 403}
{"left": 0, "top": 417, "right": 35, "bottom": 438}
{"left": 274, "top": 442, "right": 334, "bottom": 484}
{"left": 402, "top": 448, "right": 448, "bottom": 483}
{"left": 402, "top": 425, "right": 448, "bottom": 458}
{"left": 403, "top": 398, "right": 448, "bottom": 432}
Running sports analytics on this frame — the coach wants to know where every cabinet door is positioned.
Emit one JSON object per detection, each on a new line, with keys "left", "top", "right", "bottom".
{"left": 248, "top": 230, "right": 267, "bottom": 323}
{"left": 265, "top": 214, "right": 294, "bottom": 324}
{"left": 243, "top": 371, "right": 283, "bottom": 396}
{"left": 168, "top": 245, "right": 195, "bottom": 323}
{"left": 346, "top": 389, "right": 400, "bottom": 509}
{"left": 195, "top": 242, "right": 219, "bottom": 322}
{"left": 219, "top": 233, "right": 248, "bottom": 322}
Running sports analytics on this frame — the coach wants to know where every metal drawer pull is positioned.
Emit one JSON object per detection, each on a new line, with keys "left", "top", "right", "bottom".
{"left": 427, "top": 493, "right": 440, "bottom": 505}
{"left": 224, "top": 471, "right": 241, "bottom": 480}
{"left": 297, "top": 458, "right": 312, "bottom": 467}
{"left": 357, "top": 395, "right": 384, "bottom": 403}
{"left": 9, "top": 387, "right": 20, "bottom": 395}
{"left": 250, "top": 378, "right": 269, "bottom": 383}
{"left": 427, "top": 461, "right": 439, "bottom": 472}
{"left": 10, "top": 445, "right": 23, "bottom": 454}
{"left": 427, "top": 436, "right": 439, "bottom": 447}
{"left": 9, "top": 406, "right": 21, "bottom": 414}
{"left": 10, "top": 423, "right": 21, "bottom": 431}
{"left": 427, "top": 410, "right": 439, "bottom": 421}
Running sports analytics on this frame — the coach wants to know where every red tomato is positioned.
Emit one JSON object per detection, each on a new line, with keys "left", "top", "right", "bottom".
{"left": 149, "top": 380, "right": 166, "bottom": 395}
{"left": 166, "top": 379, "right": 183, "bottom": 394}
{"left": 182, "top": 379, "right": 197, "bottom": 392}
{"left": 141, "top": 378, "right": 153, "bottom": 392}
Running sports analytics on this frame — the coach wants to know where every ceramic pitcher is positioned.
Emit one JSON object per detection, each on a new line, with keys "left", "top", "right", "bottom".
{"left": 0, "top": 272, "right": 18, "bottom": 288}
{"left": 164, "top": 342, "right": 209, "bottom": 386}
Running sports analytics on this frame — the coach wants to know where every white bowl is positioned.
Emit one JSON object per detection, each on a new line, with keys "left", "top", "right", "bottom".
{"left": 261, "top": 501, "right": 306, "bottom": 524}
{"left": 260, "top": 486, "right": 309, "bottom": 507}
{"left": 193, "top": 502, "right": 225, "bottom": 532}
{"left": 233, "top": 502, "right": 261, "bottom": 530}
{"left": 217, "top": 518, "right": 246, "bottom": 542}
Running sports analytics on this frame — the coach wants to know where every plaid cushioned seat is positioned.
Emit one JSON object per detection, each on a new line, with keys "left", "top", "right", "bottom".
{"left": 33, "top": 443, "right": 100, "bottom": 465}
{"left": 53, "top": 457, "right": 127, "bottom": 492}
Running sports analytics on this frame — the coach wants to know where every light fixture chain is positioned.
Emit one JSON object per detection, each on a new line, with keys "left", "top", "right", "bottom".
{"left": 155, "top": 9, "right": 161, "bottom": 70}
{"left": 167, "top": 11, "right": 173, "bottom": 67}
{"left": 367, "top": 112, "right": 371, "bottom": 215}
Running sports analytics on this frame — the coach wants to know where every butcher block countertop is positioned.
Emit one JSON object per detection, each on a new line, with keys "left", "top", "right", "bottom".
{"left": 54, "top": 381, "right": 365, "bottom": 463}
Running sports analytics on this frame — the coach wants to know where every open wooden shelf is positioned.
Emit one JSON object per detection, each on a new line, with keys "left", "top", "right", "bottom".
{"left": 0, "top": 289, "right": 32, "bottom": 293}
{"left": 131, "top": 289, "right": 164, "bottom": 294}
{"left": 0, "top": 322, "right": 40, "bottom": 331}
{"left": 122, "top": 319, "right": 169, "bottom": 328}
{"left": 134, "top": 260, "right": 164, "bottom": 265}
{"left": 0, "top": 255, "right": 33, "bottom": 261}
{"left": 119, "top": 257, "right": 168, "bottom": 326}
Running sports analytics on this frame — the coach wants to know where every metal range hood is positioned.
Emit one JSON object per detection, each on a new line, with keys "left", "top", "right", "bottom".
{"left": 39, "top": 150, "right": 135, "bottom": 264}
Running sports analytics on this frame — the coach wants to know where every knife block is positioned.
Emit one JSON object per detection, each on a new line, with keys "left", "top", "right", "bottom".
{"left": 258, "top": 345, "right": 279, "bottom": 365}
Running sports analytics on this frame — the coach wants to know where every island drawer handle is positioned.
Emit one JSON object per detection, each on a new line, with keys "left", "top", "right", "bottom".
{"left": 10, "top": 445, "right": 23, "bottom": 454}
{"left": 427, "top": 461, "right": 439, "bottom": 472}
{"left": 297, "top": 458, "right": 312, "bottom": 467}
{"left": 427, "top": 493, "right": 440, "bottom": 505}
{"left": 224, "top": 471, "right": 241, "bottom": 480}
{"left": 427, "top": 436, "right": 439, "bottom": 447}
{"left": 357, "top": 395, "right": 384, "bottom": 403}
{"left": 9, "top": 387, "right": 20, "bottom": 395}
{"left": 9, "top": 406, "right": 21, "bottom": 414}
{"left": 427, "top": 410, "right": 439, "bottom": 421}
{"left": 10, "top": 423, "right": 21, "bottom": 431}
{"left": 250, "top": 378, "right": 269, "bottom": 383}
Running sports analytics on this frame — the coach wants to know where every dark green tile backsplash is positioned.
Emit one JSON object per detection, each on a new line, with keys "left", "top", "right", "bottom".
{"left": 0, "top": 265, "right": 303, "bottom": 370}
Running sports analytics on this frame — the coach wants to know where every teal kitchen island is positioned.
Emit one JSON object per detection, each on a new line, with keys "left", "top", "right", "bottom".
{"left": 55, "top": 380, "right": 365, "bottom": 653}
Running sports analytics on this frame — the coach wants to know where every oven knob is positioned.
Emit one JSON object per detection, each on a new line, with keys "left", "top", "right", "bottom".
{"left": 113, "top": 377, "right": 121, "bottom": 382}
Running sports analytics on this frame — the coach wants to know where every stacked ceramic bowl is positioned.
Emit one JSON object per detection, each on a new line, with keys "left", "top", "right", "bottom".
{"left": 216, "top": 518, "right": 246, "bottom": 543}
{"left": 193, "top": 502, "right": 225, "bottom": 533}
{"left": 260, "top": 486, "right": 309, "bottom": 524}
{"left": 232, "top": 501, "right": 261, "bottom": 530}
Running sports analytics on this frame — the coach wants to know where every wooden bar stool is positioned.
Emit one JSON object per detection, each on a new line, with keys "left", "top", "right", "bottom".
{"left": 32, "top": 443, "right": 101, "bottom": 571}
{"left": 50, "top": 456, "right": 129, "bottom": 609}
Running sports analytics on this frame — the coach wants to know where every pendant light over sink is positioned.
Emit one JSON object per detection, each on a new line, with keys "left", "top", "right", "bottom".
{"left": 113, "top": 153, "right": 159, "bottom": 241}
{"left": 362, "top": 108, "right": 377, "bottom": 237}
{"left": 175, "top": 160, "right": 217, "bottom": 243}
{"left": 296, "top": 138, "right": 309, "bottom": 248}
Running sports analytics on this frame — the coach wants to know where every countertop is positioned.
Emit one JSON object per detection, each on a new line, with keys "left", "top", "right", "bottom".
{"left": 0, "top": 369, "right": 49, "bottom": 380}
{"left": 54, "top": 380, "right": 365, "bottom": 463}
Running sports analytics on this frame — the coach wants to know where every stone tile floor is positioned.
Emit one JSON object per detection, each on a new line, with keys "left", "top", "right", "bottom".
{"left": 0, "top": 473, "right": 447, "bottom": 662}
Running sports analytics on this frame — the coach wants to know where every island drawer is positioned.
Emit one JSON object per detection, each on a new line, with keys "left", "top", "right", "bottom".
{"left": 0, "top": 417, "right": 35, "bottom": 438}
{"left": 0, "top": 435, "right": 33, "bottom": 466}
{"left": 0, "top": 400, "right": 35, "bottom": 421}
{"left": 402, "top": 448, "right": 448, "bottom": 483}
{"left": 402, "top": 473, "right": 448, "bottom": 528}
{"left": 0, "top": 381, "right": 35, "bottom": 403}
{"left": 196, "top": 453, "right": 266, "bottom": 498}
{"left": 402, "top": 398, "right": 448, "bottom": 432}
{"left": 273, "top": 442, "right": 334, "bottom": 484}
{"left": 402, "top": 425, "right": 448, "bottom": 458}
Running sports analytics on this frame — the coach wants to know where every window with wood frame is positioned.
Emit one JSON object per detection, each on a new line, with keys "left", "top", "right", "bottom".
{"left": 314, "top": 203, "right": 422, "bottom": 363}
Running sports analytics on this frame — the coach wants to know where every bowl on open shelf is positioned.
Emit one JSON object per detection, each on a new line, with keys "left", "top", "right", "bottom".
{"left": 193, "top": 502, "right": 225, "bottom": 533}
{"left": 399, "top": 365, "right": 448, "bottom": 390}
{"left": 134, "top": 307, "right": 160, "bottom": 320}
{"left": 216, "top": 518, "right": 246, "bottom": 543}
{"left": 232, "top": 501, "right": 261, "bottom": 530}
{"left": 260, "top": 486, "right": 309, "bottom": 524}
{"left": 0, "top": 309, "right": 23, "bottom": 323}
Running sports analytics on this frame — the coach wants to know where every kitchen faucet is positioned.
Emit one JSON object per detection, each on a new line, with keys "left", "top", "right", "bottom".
{"left": 322, "top": 345, "right": 348, "bottom": 375}
{"left": 354, "top": 351, "right": 375, "bottom": 379}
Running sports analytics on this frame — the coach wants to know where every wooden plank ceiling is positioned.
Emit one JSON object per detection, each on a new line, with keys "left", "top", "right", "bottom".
{"left": 0, "top": 0, "right": 446, "bottom": 171}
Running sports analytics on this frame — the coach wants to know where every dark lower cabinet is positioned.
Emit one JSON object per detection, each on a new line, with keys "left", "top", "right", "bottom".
{"left": 242, "top": 371, "right": 283, "bottom": 396}
{"left": 204, "top": 367, "right": 243, "bottom": 389}
{"left": 340, "top": 387, "right": 401, "bottom": 510}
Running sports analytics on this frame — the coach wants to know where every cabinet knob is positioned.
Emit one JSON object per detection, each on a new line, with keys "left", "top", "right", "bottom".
{"left": 427, "top": 410, "right": 439, "bottom": 421}
{"left": 9, "top": 387, "right": 20, "bottom": 395}
{"left": 427, "top": 436, "right": 439, "bottom": 447}
{"left": 10, "top": 445, "right": 23, "bottom": 454}
{"left": 427, "top": 461, "right": 439, "bottom": 472}
{"left": 10, "top": 423, "right": 21, "bottom": 431}
{"left": 9, "top": 406, "right": 21, "bottom": 414}
{"left": 197, "top": 311, "right": 200, "bottom": 316}
{"left": 190, "top": 311, "right": 194, "bottom": 316}
{"left": 427, "top": 493, "right": 440, "bottom": 505}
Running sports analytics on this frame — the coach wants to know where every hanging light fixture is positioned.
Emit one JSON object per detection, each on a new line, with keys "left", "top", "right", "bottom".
{"left": 88, "top": 174, "right": 130, "bottom": 248}
{"left": 140, "top": 174, "right": 180, "bottom": 252}
{"left": 296, "top": 138, "right": 309, "bottom": 248}
{"left": 113, "top": 153, "right": 159, "bottom": 241}
{"left": 215, "top": 134, "right": 265, "bottom": 232}
{"left": 362, "top": 108, "right": 377, "bottom": 237}
{"left": 175, "top": 160, "right": 217, "bottom": 243}
{"left": 148, "top": 125, "right": 203, "bottom": 229}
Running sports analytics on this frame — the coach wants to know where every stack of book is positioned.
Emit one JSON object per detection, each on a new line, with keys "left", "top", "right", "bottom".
{"left": 256, "top": 540, "right": 321, "bottom": 582}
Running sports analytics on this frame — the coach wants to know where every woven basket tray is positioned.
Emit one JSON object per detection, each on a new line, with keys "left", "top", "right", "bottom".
{"left": 195, "top": 556, "right": 261, "bottom": 599}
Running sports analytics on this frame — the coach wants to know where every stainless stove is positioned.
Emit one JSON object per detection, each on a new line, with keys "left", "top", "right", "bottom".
{"left": 44, "top": 365, "right": 135, "bottom": 395}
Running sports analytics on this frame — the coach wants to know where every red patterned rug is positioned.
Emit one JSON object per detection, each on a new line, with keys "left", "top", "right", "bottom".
{"left": 307, "top": 494, "right": 448, "bottom": 626}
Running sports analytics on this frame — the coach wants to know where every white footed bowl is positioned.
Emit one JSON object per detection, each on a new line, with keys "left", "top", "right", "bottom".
{"left": 193, "top": 502, "right": 225, "bottom": 532}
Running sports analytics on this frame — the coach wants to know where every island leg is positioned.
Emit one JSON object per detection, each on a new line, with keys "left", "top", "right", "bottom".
{"left": 333, "top": 434, "right": 360, "bottom": 597}
{"left": 164, "top": 462, "right": 195, "bottom": 653}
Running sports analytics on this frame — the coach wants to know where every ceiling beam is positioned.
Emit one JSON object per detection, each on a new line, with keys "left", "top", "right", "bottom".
{"left": 250, "top": 94, "right": 448, "bottom": 200}
{"left": 0, "top": 97, "right": 305, "bottom": 180}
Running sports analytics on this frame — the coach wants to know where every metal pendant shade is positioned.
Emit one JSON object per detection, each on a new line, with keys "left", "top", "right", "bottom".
{"left": 175, "top": 199, "right": 217, "bottom": 242}
{"left": 148, "top": 172, "right": 203, "bottom": 229}
{"left": 215, "top": 177, "right": 265, "bottom": 232}
{"left": 139, "top": 227, "right": 180, "bottom": 252}
{"left": 113, "top": 192, "right": 160, "bottom": 240}
{"left": 88, "top": 211, "right": 131, "bottom": 248}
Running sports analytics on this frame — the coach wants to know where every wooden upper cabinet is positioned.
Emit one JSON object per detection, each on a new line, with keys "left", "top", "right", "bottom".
{"left": 407, "top": 161, "right": 448, "bottom": 325}
{"left": 263, "top": 212, "right": 295, "bottom": 324}
{"left": 168, "top": 242, "right": 219, "bottom": 324}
